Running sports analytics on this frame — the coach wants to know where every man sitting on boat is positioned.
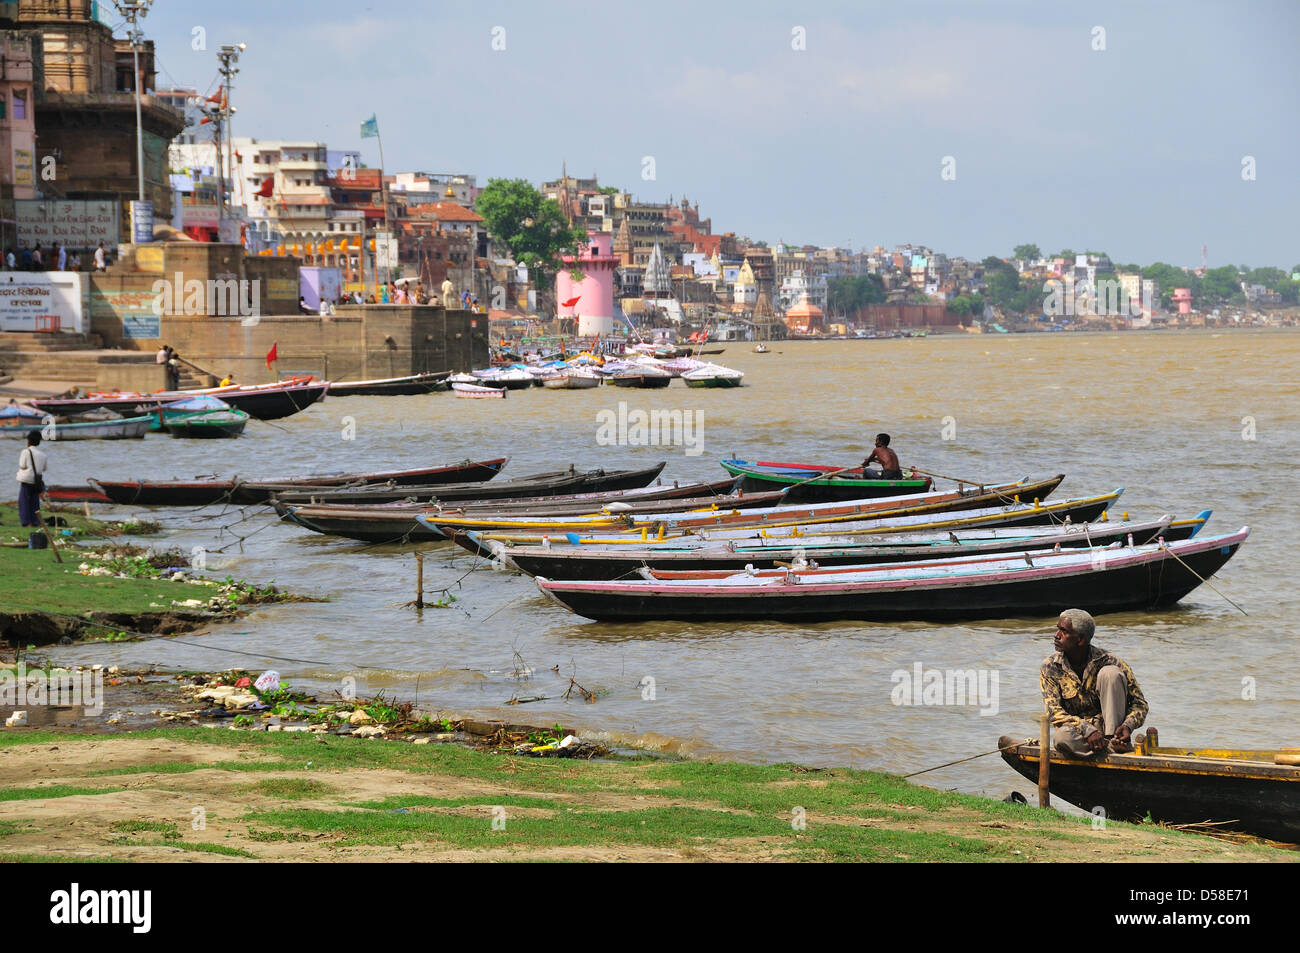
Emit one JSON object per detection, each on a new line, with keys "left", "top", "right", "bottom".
{"left": 862, "top": 433, "right": 903, "bottom": 480}
{"left": 1041, "top": 609, "right": 1147, "bottom": 757}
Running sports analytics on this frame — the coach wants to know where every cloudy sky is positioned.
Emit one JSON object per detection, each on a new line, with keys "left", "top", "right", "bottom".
{"left": 139, "top": 0, "right": 1298, "bottom": 268}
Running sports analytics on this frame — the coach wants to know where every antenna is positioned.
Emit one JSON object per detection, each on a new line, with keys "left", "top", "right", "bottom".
{"left": 1201, "top": 243, "right": 1207, "bottom": 272}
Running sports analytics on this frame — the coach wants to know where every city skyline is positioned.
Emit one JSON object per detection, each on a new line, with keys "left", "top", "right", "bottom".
{"left": 139, "top": 0, "right": 1299, "bottom": 268}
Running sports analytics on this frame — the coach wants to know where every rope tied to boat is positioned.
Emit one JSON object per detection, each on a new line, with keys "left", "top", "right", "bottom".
{"left": 1156, "top": 538, "right": 1248, "bottom": 616}
{"left": 902, "top": 738, "right": 1037, "bottom": 778}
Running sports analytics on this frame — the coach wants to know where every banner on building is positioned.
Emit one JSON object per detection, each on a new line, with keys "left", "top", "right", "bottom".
{"left": 131, "top": 201, "right": 154, "bottom": 243}
{"left": 16, "top": 200, "right": 119, "bottom": 248}
{"left": 13, "top": 149, "right": 34, "bottom": 187}
{"left": 0, "top": 273, "right": 85, "bottom": 333}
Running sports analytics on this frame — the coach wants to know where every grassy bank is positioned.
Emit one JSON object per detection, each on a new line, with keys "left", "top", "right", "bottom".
{"left": 0, "top": 503, "right": 298, "bottom": 644}
{"left": 0, "top": 727, "right": 1291, "bottom": 862}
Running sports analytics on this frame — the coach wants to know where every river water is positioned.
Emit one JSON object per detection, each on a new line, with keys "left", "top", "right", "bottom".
{"left": 34, "top": 329, "right": 1300, "bottom": 801}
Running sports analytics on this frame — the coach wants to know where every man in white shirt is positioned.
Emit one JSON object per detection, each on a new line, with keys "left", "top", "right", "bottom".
{"left": 4, "top": 248, "right": 13, "bottom": 269}
{"left": 56, "top": 244, "right": 67, "bottom": 271}
{"left": 94, "top": 243, "right": 107, "bottom": 271}
{"left": 16, "top": 431, "right": 48, "bottom": 528}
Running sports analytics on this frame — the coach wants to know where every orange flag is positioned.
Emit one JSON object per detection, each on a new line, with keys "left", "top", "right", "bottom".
{"left": 265, "top": 341, "right": 278, "bottom": 369}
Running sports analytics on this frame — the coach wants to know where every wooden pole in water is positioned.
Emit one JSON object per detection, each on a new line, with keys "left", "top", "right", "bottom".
{"left": 1038, "top": 710, "right": 1051, "bottom": 808}
{"left": 414, "top": 552, "right": 424, "bottom": 609}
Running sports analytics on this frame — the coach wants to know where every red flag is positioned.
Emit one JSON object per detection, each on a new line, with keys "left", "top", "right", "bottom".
{"left": 561, "top": 296, "right": 581, "bottom": 308}
{"left": 256, "top": 176, "right": 274, "bottom": 197}
{"left": 265, "top": 341, "right": 278, "bottom": 369}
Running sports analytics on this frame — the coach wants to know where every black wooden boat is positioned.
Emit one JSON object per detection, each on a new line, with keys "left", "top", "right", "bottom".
{"left": 32, "top": 380, "right": 330, "bottom": 421}
{"left": 267, "top": 462, "right": 667, "bottom": 506}
{"left": 491, "top": 512, "right": 1211, "bottom": 580}
{"left": 327, "top": 372, "right": 451, "bottom": 397}
{"left": 88, "top": 456, "right": 508, "bottom": 506}
{"left": 999, "top": 729, "right": 1300, "bottom": 844}
{"left": 533, "top": 528, "right": 1248, "bottom": 622}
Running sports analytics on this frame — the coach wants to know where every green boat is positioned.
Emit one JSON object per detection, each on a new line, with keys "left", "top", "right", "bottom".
{"left": 720, "top": 458, "right": 933, "bottom": 502}
{"left": 156, "top": 396, "right": 249, "bottom": 438}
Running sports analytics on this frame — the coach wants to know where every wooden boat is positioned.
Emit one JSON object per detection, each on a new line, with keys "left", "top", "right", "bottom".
{"left": 533, "top": 528, "right": 1249, "bottom": 622}
{"left": 608, "top": 365, "right": 673, "bottom": 388}
{"left": 452, "top": 381, "right": 507, "bottom": 399}
{"left": 432, "top": 476, "right": 1062, "bottom": 540}
{"left": 722, "top": 459, "right": 934, "bottom": 501}
{"left": 327, "top": 371, "right": 451, "bottom": 397}
{"left": 451, "top": 489, "right": 1124, "bottom": 556}
{"left": 473, "top": 367, "right": 534, "bottom": 390}
{"left": 487, "top": 512, "right": 1211, "bottom": 580}
{"left": 0, "top": 413, "right": 153, "bottom": 440}
{"left": 154, "top": 395, "right": 249, "bottom": 438}
{"left": 276, "top": 488, "right": 783, "bottom": 544}
{"left": 31, "top": 378, "right": 329, "bottom": 421}
{"left": 87, "top": 456, "right": 508, "bottom": 506}
{"left": 268, "top": 462, "right": 668, "bottom": 506}
{"left": 541, "top": 367, "right": 602, "bottom": 389}
{"left": 999, "top": 728, "right": 1300, "bottom": 843}
{"left": 682, "top": 363, "right": 744, "bottom": 387}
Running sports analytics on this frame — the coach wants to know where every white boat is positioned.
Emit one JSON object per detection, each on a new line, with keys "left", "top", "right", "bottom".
{"left": 753, "top": 344, "right": 769, "bottom": 354}
{"left": 682, "top": 363, "right": 745, "bottom": 388}
{"left": 541, "top": 366, "right": 603, "bottom": 389}
{"left": 452, "top": 381, "right": 507, "bottom": 399}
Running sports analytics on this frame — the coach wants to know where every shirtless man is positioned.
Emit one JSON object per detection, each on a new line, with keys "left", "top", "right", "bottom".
{"left": 862, "top": 433, "right": 902, "bottom": 480}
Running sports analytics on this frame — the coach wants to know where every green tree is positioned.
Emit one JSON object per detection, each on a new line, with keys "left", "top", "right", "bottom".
{"left": 476, "top": 178, "right": 589, "bottom": 297}
{"left": 1201, "top": 265, "right": 1243, "bottom": 306}
{"left": 827, "top": 274, "right": 886, "bottom": 315}
{"left": 1244, "top": 266, "right": 1287, "bottom": 289}
{"left": 1013, "top": 244, "right": 1041, "bottom": 261}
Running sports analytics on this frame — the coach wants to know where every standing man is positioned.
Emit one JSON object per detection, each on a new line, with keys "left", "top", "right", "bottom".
{"left": 862, "top": 433, "right": 903, "bottom": 480}
{"left": 1040, "top": 608, "right": 1148, "bottom": 757}
{"left": 441, "top": 276, "right": 454, "bottom": 307}
{"left": 16, "top": 430, "right": 47, "bottom": 530}
{"left": 4, "top": 248, "right": 13, "bottom": 269}
{"left": 56, "top": 243, "right": 67, "bottom": 271}
{"left": 31, "top": 245, "right": 42, "bottom": 270}
{"left": 93, "top": 242, "right": 107, "bottom": 271}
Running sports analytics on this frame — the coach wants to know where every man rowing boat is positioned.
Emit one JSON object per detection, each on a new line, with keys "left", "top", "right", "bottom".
{"left": 862, "top": 433, "right": 903, "bottom": 480}
{"left": 1041, "top": 609, "right": 1148, "bottom": 757}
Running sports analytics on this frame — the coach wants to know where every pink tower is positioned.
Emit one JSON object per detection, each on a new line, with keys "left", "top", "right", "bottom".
{"left": 1172, "top": 288, "right": 1193, "bottom": 315}
{"left": 556, "top": 230, "right": 618, "bottom": 337}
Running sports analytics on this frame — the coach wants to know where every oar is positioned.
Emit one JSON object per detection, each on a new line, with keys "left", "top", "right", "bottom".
{"left": 784, "top": 466, "right": 857, "bottom": 489}
{"left": 907, "top": 466, "right": 986, "bottom": 489}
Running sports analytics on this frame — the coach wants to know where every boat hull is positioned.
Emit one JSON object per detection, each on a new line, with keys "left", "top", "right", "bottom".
{"left": 535, "top": 533, "right": 1245, "bottom": 622}
{"left": 499, "top": 515, "right": 1206, "bottom": 580}
{"left": 722, "top": 459, "right": 933, "bottom": 501}
{"left": 328, "top": 372, "right": 451, "bottom": 396}
{"left": 1000, "top": 739, "right": 1300, "bottom": 844}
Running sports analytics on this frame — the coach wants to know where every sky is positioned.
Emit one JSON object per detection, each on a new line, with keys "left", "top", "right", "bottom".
{"left": 134, "top": 0, "right": 1300, "bottom": 269}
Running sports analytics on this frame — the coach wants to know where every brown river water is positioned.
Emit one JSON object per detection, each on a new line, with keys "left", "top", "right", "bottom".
{"left": 31, "top": 329, "right": 1300, "bottom": 801}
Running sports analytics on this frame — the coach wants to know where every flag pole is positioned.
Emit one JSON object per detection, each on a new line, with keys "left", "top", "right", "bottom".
{"left": 376, "top": 124, "right": 389, "bottom": 290}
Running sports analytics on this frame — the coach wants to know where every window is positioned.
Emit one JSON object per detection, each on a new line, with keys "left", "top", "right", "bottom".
{"left": 13, "top": 90, "right": 26, "bottom": 120}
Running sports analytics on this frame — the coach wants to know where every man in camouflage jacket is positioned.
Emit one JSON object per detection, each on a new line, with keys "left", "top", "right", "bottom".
{"left": 1040, "top": 608, "right": 1148, "bottom": 756}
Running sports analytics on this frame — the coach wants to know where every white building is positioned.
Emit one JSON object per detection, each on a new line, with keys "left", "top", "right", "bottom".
{"left": 777, "top": 268, "right": 827, "bottom": 312}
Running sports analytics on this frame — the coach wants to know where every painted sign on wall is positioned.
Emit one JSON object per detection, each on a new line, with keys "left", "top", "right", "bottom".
{"left": 16, "top": 200, "right": 119, "bottom": 247}
{"left": 90, "top": 287, "right": 161, "bottom": 339}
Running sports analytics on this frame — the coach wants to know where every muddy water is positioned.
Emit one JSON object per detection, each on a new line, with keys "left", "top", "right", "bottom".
{"left": 31, "top": 329, "right": 1300, "bottom": 801}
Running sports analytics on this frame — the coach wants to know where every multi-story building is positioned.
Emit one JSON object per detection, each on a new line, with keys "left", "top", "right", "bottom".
{"left": 0, "top": 29, "right": 38, "bottom": 250}
{"left": 10, "top": 0, "right": 185, "bottom": 236}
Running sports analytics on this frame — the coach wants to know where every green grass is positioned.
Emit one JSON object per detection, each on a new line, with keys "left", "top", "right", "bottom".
{"left": 0, "top": 784, "right": 124, "bottom": 802}
{"left": 241, "top": 778, "right": 333, "bottom": 800}
{"left": 0, "top": 853, "right": 121, "bottom": 863}
{"left": 110, "top": 820, "right": 182, "bottom": 838}
{"left": 0, "top": 820, "right": 26, "bottom": 838}
{"left": 0, "top": 727, "right": 1293, "bottom": 861}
